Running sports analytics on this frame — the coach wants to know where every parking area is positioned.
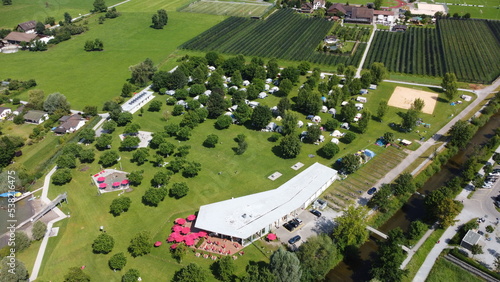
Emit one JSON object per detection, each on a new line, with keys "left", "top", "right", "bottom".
{"left": 274, "top": 206, "right": 339, "bottom": 250}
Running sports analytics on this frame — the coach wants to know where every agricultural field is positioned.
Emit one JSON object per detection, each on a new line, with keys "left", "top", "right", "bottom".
{"left": 364, "top": 19, "right": 500, "bottom": 83}
{"left": 179, "top": 0, "right": 273, "bottom": 17}
{"left": 446, "top": 0, "right": 500, "bottom": 20}
{"left": 0, "top": 0, "right": 124, "bottom": 29}
{"left": 180, "top": 9, "right": 367, "bottom": 66}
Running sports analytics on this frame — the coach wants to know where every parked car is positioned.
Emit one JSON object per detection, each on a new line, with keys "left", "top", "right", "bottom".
{"left": 284, "top": 222, "right": 295, "bottom": 232}
{"left": 289, "top": 220, "right": 299, "bottom": 228}
{"left": 288, "top": 235, "right": 301, "bottom": 244}
{"left": 310, "top": 209, "right": 322, "bottom": 217}
{"left": 293, "top": 218, "right": 303, "bottom": 225}
{"left": 367, "top": 187, "right": 377, "bottom": 195}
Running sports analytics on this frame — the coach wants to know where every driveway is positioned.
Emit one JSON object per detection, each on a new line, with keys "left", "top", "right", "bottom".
{"left": 274, "top": 207, "right": 338, "bottom": 250}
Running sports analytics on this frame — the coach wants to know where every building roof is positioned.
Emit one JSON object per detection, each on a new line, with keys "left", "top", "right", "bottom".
{"left": 462, "top": 230, "right": 481, "bottom": 245}
{"left": 352, "top": 7, "right": 374, "bottom": 19}
{"left": 195, "top": 163, "right": 338, "bottom": 239}
{"left": 328, "top": 3, "right": 347, "bottom": 14}
{"left": 4, "top": 32, "right": 38, "bottom": 43}
{"left": 302, "top": 2, "right": 313, "bottom": 10}
{"left": 0, "top": 107, "right": 11, "bottom": 114}
{"left": 373, "top": 10, "right": 394, "bottom": 16}
{"left": 17, "top": 20, "right": 37, "bottom": 32}
{"left": 59, "top": 115, "right": 84, "bottom": 130}
{"left": 121, "top": 90, "right": 154, "bottom": 112}
{"left": 24, "top": 110, "right": 47, "bottom": 121}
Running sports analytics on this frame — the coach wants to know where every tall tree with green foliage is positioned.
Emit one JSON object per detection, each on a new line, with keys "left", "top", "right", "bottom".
{"left": 367, "top": 184, "right": 392, "bottom": 212}
{"left": 129, "top": 58, "right": 156, "bottom": 86}
{"left": 109, "top": 197, "right": 131, "bottom": 216}
{"left": 109, "top": 252, "right": 127, "bottom": 270}
{"left": 93, "top": 0, "right": 107, "bottom": 12}
{"left": 269, "top": 247, "right": 302, "bottom": 282}
{"left": 448, "top": 120, "right": 475, "bottom": 148}
{"left": 128, "top": 231, "right": 152, "bottom": 257}
{"left": 173, "top": 263, "right": 207, "bottom": 282}
{"left": 0, "top": 257, "right": 29, "bottom": 281}
{"left": 43, "top": 92, "right": 71, "bottom": 114}
{"left": 370, "top": 62, "right": 387, "bottom": 84}
{"left": 92, "top": 233, "right": 115, "bottom": 254}
{"left": 64, "top": 266, "right": 90, "bottom": 282}
{"left": 32, "top": 220, "right": 47, "bottom": 240}
{"left": 122, "top": 269, "right": 141, "bottom": 282}
{"left": 332, "top": 205, "right": 369, "bottom": 252}
{"left": 376, "top": 100, "right": 388, "bottom": 121}
{"left": 279, "top": 134, "right": 301, "bottom": 158}
{"left": 151, "top": 9, "right": 168, "bottom": 29}
{"left": 251, "top": 105, "right": 272, "bottom": 129}
{"left": 214, "top": 256, "right": 236, "bottom": 282}
{"left": 371, "top": 227, "right": 408, "bottom": 282}
{"left": 441, "top": 73, "right": 458, "bottom": 101}
{"left": 297, "top": 234, "right": 337, "bottom": 281}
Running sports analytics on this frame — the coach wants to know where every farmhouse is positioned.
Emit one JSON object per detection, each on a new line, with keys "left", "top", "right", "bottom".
{"left": 17, "top": 20, "right": 37, "bottom": 33}
{"left": 54, "top": 114, "right": 86, "bottom": 134}
{"left": 4, "top": 32, "right": 39, "bottom": 44}
{"left": 23, "top": 110, "right": 48, "bottom": 124}
{"left": 327, "top": 4, "right": 373, "bottom": 24}
{"left": 0, "top": 107, "right": 12, "bottom": 119}
{"left": 195, "top": 163, "right": 338, "bottom": 246}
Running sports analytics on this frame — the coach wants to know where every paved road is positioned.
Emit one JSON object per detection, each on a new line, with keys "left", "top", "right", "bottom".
{"left": 383, "top": 79, "right": 475, "bottom": 93}
{"left": 355, "top": 21, "right": 377, "bottom": 78}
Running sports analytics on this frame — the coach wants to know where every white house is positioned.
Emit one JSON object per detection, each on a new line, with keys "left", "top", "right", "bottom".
{"left": 195, "top": 163, "right": 338, "bottom": 246}
{"left": 54, "top": 114, "right": 86, "bottom": 134}
{"left": 24, "top": 110, "right": 48, "bottom": 124}
{"left": 0, "top": 107, "right": 12, "bottom": 119}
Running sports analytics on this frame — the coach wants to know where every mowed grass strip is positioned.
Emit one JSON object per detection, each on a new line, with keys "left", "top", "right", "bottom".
{"left": 425, "top": 255, "right": 484, "bottom": 282}
{"left": 0, "top": 1, "right": 225, "bottom": 110}
{"left": 180, "top": 0, "right": 272, "bottom": 17}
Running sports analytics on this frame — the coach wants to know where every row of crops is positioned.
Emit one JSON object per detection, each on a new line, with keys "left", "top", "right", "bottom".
{"left": 364, "top": 19, "right": 500, "bottom": 83}
{"left": 180, "top": 9, "right": 364, "bottom": 66}
{"left": 330, "top": 22, "right": 371, "bottom": 42}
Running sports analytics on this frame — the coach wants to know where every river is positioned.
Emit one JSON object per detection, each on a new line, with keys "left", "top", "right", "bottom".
{"left": 327, "top": 112, "right": 500, "bottom": 281}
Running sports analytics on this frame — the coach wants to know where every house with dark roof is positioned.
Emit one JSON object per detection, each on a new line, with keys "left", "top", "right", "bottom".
{"left": 301, "top": 2, "right": 314, "bottom": 13}
{"left": 23, "top": 110, "right": 48, "bottom": 124}
{"left": 54, "top": 114, "right": 86, "bottom": 134}
{"left": 17, "top": 21, "right": 37, "bottom": 33}
{"left": 327, "top": 3, "right": 347, "bottom": 15}
{"left": 392, "top": 25, "right": 408, "bottom": 32}
{"left": 13, "top": 104, "right": 26, "bottom": 116}
{"left": 327, "top": 3, "right": 374, "bottom": 24}
{"left": 0, "top": 107, "right": 12, "bottom": 120}
{"left": 4, "top": 32, "right": 39, "bottom": 44}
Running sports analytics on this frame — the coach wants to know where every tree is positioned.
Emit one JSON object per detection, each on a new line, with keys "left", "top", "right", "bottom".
{"left": 448, "top": 120, "right": 474, "bottom": 148}
{"left": 0, "top": 257, "right": 29, "bottom": 282}
{"left": 383, "top": 132, "right": 395, "bottom": 144}
{"left": 64, "top": 12, "right": 72, "bottom": 24}
{"left": 173, "top": 263, "right": 207, "bottom": 282}
{"left": 32, "top": 220, "right": 47, "bottom": 240}
{"left": 127, "top": 170, "right": 143, "bottom": 186}
{"left": 269, "top": 248, "right": 302, "bottom": 282}
{"left": 435, "top": 198, "right": 460, "bottom": 227}
{"left": 236, "top": 139, "right": 248, "bottom": 155}
{"left": 367, "top": 184, "right": 392, "bottom": 212}
{"left": 319, "top": 142, "right": 340, "bottom": 159}
{"left": 471, "top": 244, "right": 483, "bottom": 258}
{"left": 203, "top": 134, "right": 219, "bottom": 148}
{"left": 342, "top": 132, "right": 356, "bottom": 144}
{"left": 123, "top": 123, "right": 141, "bottom": 135}
{"left": 216, "top": 114, "right": 233, "bottom": 129}
{"left": 148, "top": 100, "right": 162, "bottom": 112}
{"left": 214, "top": 256, "right": 236, "bottom": 281}
{"left": 116, "top": 112, "right": 133, "bottom": 126}
{"left": 340, "top": 154, "right": 361, "bottom": 174}
{"left": 169, "top": 157, "right": 186, "bottom": 173}
{"left": 360, "top": 72, "right": 372, "bottom": 89}
{"left": 280, "top": 66, "right": 299, "bottom": 83}
{"left": 129, "top": 58, "right": 156, "bottom": 86}
{"left": 279, "top": 134, "right": 301, "bottom": 158}
{"left": 341, "top": 101, "right": 357, "bottom": 122}
{"left": 306, "top": 124, "right": 322, "bottom": 143}
{"left": 79, "top": 148, "right": 95, "bottom": 163}
{"left": 371, "top": 228, "right": 408, "bottom": 282}
{"left": 151, "top": 9, "right": 168, "bottom": 29}
{"left": 122, "top": 269, "right": 141, "bottom": 282}
{"left": 277, "top": 97, "right": 291, "bottom": 116}
{"left": 281, "top": 111, "right": 298, "bottom": 136}
{"left": 99, "top": 150, "right": 119, "bottom": 167}
{"left": 43, "top": 92, "right": 71, "bottom": 114}
{"left": 79, "top": 128, "right": 95, "bottom": 144}
{"left": 401, "top": 109, "right": 419, "bottom": 132}
{"left": 92, "top": 233, "right": 115, "bottom": 254}
{"left": 370, "top": 62, "right": 387, "bottom": 84}
{"left": 110, "top": 197, "right": 131, "bottom": 216}
{"left": 297, "top": 61, "right": 311, "bottom": 75}
{"left": 149, "top": 133, "right": 166, "bottom": 149}
{"left": 28, "top": 89, "right": 45, "bottom": 110}
{"left": 2, "top": 0, "right": 12, "bottom": 5}
{"left": 56, "top": 154, "right": 76, "bottom": 169}
{"left": 35, "top": 21, "right": 46, "bottom": 34}
{"left": 297, "top": 234, "right": 337, "bottom": 281}
{"left": 232, "top": 103, "right": 252, "bottom": 125}
{"left": 109, "top": 252, "right": 127, "bottom": 270}
{"left": 441, "top": 73, "right": 458, "bottom": 101}
{"left": 158, "top": 141, "right": 175, "bottom": 157}
{"left": 64, "top": 267, "right": 90, "bottom": 282}
{"left": 93, "top": 0, "right": 107, "bottom": 12}
{"left": 96, "top": 133, "right": 113, "bottom": 150}
{"left": 120, "top": 136, "right": 140, "bottom": 150}
{"left": 393, "top": 172, "right": 416, "bottom": 196}
{"left": 52, "top": 168, "right": 72, "bottom": 185}
{"left": 357, "top": 110, "right": 371, "bottom": 133}
{"left": 251, "top": 105, "right": 272, "bottom": 129}
{"left": 142, "top": 186, "right": 168, "bottom": 205}
{"left": 296, "top": 88, "right": 322, "bottom": 115}
{"left": 344, "top": 66, "right": 356, "bottom": 84}
{"left": 82, "top": 105, "right": 98, "bottom": 117}
{"left": 411, "top": 98, "right": 425, "bottom": 113}
{"left": 14, "top": 231, "right": 31, "bottom": 252}
{"left": 183, "top": 161, "right": 201, "bottom": 178}
{"left": 407, "top": 220, "right": 428, "bottom": 241}
{"left": 128, "top": 231, "right": 152, "bottom": 257}
{"left": 332, "top": 205, "right": 369, "bottom": 252}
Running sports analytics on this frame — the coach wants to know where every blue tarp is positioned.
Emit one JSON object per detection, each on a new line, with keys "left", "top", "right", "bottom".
{"left": 365, "top": 149, "right": 376, "bottom": 158}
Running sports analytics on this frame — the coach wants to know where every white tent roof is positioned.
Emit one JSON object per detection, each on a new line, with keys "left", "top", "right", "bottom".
{"left": 195, "top": 163, "right": 338, "bottom": 239}
{"left": 331, "top": 138, "right": 339, "bottom": 144}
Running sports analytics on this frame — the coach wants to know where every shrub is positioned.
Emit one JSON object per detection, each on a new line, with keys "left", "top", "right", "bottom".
{"left": 109, "top": 252, "right": 127, "bottom": 270}
{"left": 170, "top": 182, "right": 189, "bottom": 199}
{"left": 92, "top": 233, "right": 115, "bottom": 254}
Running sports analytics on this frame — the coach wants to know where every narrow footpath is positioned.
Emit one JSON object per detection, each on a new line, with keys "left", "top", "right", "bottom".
{"left": 355, "top": 21, "right": 377, "bottom": 78}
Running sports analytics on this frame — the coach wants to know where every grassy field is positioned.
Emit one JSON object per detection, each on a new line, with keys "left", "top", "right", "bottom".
{"left": 426, "top": 256, "right": 484, "bottom": 282}
{"left": 0, "top": 0, "right": 124, "bottom": 29}
{"left": 179, "top": 0, "right": 273, "bottom": 17}
{"left": 0, "top": 1, "right": 226, "bottom": 110}
{"left": 447, "top": 6, "right": 500, "bottom": 20}
{"left": 402, "top": 228, "right": 444, "bottom": 281}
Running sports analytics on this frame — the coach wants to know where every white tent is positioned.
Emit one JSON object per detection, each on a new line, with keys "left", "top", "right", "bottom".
{"left": 331, "top": 138, "right": 339, "bottom": 144}
{"left": 266, "top": 78, "right": 273, "bottom": 84}
{"left": 243, "top": 80, "right": 250, "bottom": 86}
{"left": 328, "top": 108, "right": 336, "bottom": 115}
{"left": 341, "top": 101, "right": 349, "bottom": 106}
{"left": 297, "top": 120, "right": 304, "bottom": 128}
{"left": 258, "top": 92, "right": 268, "bottom": 99}
{"left": 166, "top": 90, "right": 175, "bottom": 96}
{"left": 355, "top": 103, "right": 364, "bottom": 110}
{"left": 276, "top": 116, "right": 282, "bottom": 121}
{"left": 204, "top": 90, "right": 212, "bottom": 96}
{"left": 341, "top": 123, "right": 349, "bottom": 129}
{"left": 264, "top": 84, "right": 270, "bottom": 90}
{"left": 331, "top": 130, "right": 342, "bottom": 137}
{"left": 248, "top": 101, "right": 260, "bottom": 108}
{"left": 369, "top": 84, "right": 377, "bottom": 90}
{"left": 318, "top": 135, "right": 325, "bottom": 142}
{"left": 266, "top": 122, "right": 277, "bottom": 131}
{"left": 356, "top": 97, "right": 367, "bottom": 103}
{"left": 321, "top": 106, "right": 328, "bottom": 113}
{"left": 313, "top": 116, "right": 321, "bottom": 123}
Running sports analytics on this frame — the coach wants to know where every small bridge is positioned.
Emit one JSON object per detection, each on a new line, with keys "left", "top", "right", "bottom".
{"left": 17, "top": 193, "right": 67, "bottom": 229}
{"left": 366, "top": 226, "right": 411, "bottom": 253}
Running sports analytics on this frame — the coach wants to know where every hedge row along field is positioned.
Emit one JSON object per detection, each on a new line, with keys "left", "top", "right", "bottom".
{"left": 180, "top": 9, "right": 365, "bottom": 66}
{"left": 364, "top": 19, "right": 500, "bottom": 83}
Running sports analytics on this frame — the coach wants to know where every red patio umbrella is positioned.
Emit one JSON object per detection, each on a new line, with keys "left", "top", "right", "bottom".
{"left": 186, "top": 214, "right": 196, "bottom": 221}
{"left": 267, "top": 233, "right": 277, "bottom": 241}
{"left": 197, "top": 231, "right": 207, "bottom": 237}
{"left": 97, "top": 177, "right": 105, "bottom": 182}
{"left": 170, "top": 244, "right": 177, "bottom": 249}
{"left": 185, "top": 238, "right": 195, "bottom": 246}
{"left": 172, "top": 225, "right": 182, "bottom": 232}
{"left": 175, "top": 236, "right": 184, "bottom": 243}
{"left": 121, "top": 179, "right": 129, "bottom": 185}
{"left": 181, "top": 227, "right": 190, "bottom": 234}
{"left": 175, "top": 218, "right": 186, "bottom": 225}
{"left": 167, "top": 236, "right": 175, "bottom": 242}
{"left": 98, "top": 183, "right": 107, "bottom": 189}
{"left": 154, "top": 241, "right": 162, "bottom": 247}
{"left": 112, "top": 182, "right": 120, "bottom": 187}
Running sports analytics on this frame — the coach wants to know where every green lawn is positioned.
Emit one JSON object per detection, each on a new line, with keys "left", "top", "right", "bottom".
{"left": 0, "top": 0, "right": 124, "bottom": 29}
{"left": 447, "top": 6, "right": 500, "bottom": 20}
{"left": 0, "top": 1, "right": 226, "bottom": 110}
{"left": 426, "top": 256, "right": 484, "bottom": 282}
{"left": 402, "top": 228, "right": 444, "bottom": 281}
{"left": 179, "top": 0, "right": 273, "bottom": 17}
